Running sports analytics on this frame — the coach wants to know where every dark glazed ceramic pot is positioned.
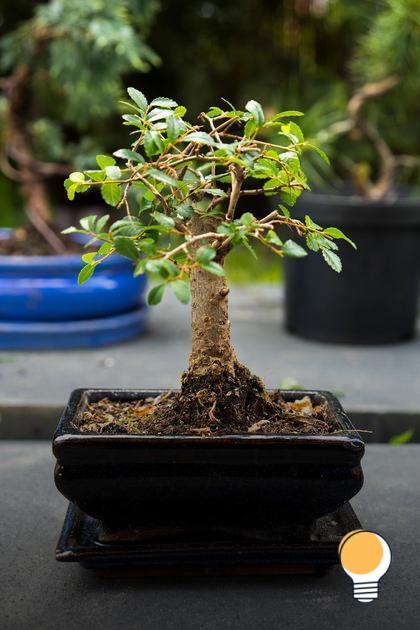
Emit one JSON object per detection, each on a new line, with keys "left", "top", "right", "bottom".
{"left": 53, "top": 389, "right": 364, "bottom": 533}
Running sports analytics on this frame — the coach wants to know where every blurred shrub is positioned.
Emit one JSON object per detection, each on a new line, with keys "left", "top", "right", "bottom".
{"left": 0, "top": 0, "right": 160, "bottom": 224}
{"left": 352, "top": 0, "right": 420, "bottom": 161}
{"left": 305, "top": 0, "right": 420, "bottom": 193}
{"left": 140, "top": 0, "right": 368, "bottom": 116}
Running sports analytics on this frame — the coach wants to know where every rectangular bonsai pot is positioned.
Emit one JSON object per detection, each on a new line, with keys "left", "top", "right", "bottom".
{"left": 53, "top": 389, "right": 364, "bottom": 532}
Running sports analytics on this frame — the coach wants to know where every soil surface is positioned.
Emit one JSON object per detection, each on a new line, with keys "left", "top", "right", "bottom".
{"left": 78, "top": 364, "right": 342, "bottom": 436}
{"left": 0, "top": 226, "right": 84, "bottom": 256}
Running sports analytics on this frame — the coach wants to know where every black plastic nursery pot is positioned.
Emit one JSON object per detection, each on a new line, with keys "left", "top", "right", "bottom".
{"left": 284, "top": 192, "right": 420, "bottom": 344}
{"left": 53, "top": 389, "right": 364, "bottom": 538}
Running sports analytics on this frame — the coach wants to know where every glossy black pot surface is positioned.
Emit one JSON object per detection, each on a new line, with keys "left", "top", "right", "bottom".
{"left": 285, "top": 192, "right": 420, "bottom": 344}
{"left": 53, "top": 389, "right": 364, "bottom": 531}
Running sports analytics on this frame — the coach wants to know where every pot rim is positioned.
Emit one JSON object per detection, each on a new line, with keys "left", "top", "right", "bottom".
{"left": 0, "top": 253, "right": 132, "bottom": 270}
{"left": 0, "top": 228, "right": 132, "bottom": 269}
{"left": 292, "top": 191, "right": 420, "bottom": 227}
{"left": 53, "top": 388, "right": 365, "bottom": 451}
{"left": 301, "top": 190, "right": 420, "bottom": 208}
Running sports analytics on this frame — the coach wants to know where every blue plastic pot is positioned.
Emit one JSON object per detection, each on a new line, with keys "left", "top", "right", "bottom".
{"left": 0, "top": 229, "right": 148, "bottom": 349}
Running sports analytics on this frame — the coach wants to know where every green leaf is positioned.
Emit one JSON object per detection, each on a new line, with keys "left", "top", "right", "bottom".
{"left": 81, "top": 252, "right": 97, "bottom": 264}
{"left": 200, "top": 261, "right": 225, "bottom": 276}
{"left": 167, "top": 114, "right": 181, "bottom": 142}
{"left": 78, "top": 264, "right": 95, "bottom": 285}
{"left": 127, "top": 87, "right": 148, "bottom": 112}
{"left": 283, "top": 240, "right": 307, "bottom": 258}
{"left": 137, "top": 238, "right": 156, "bottom": 255}
{"left": 279, "top": 152, "right": 301, "bottom": 174}
{"left": 217, "top": 223, "right": 235, "bottom": 236}
{"left": 80, "top": 215, "right": 96, "bottom": 231}
{"left": 114, "top": 237, "right": 139, "bottom": 261}
{"left": 143, "top": 130, "right": 164, "bottom": 157}
{"left": 245, "top": 100, "right": 264, "bottom": 126}
{"left": 204, "top": 188, "right": 227, "bottom": 197}
{"left": 147, "top": 108, "right": 172, "bottom": 123}
{"left": 242, "top": 237, "right": 257, "bottom": 259}
{"left": 143, "top": 131, "right": 155, "bottom": 157}
{"left": 196, "top": 246, "right": 216, "bottom": 265}
{"left": 105, "top": 165, "right": 122, "bottom": 180}
{"left": 281, "top": 122, "right": 304, "bottom": 143}
{"left": 96, "top": 155, "right": 116, "bottom": 169}
{"left": 151, "top": 97, "right": 178, "bottom": 108}
{"left": 96, "top": 214, "right": 110, "bottom": 233}
{"left": 254, "top": 157, "right": 279, "bottom": 177}
{"left": 101, "top": 183, "right": 122, "bottom": 207}
{"left": 206, "top": 106, "right": 224, "bottom": 118}
{"left": 152, "top": 131, "right": 165, "bottom": 154}
{"left": 162, "top": 260, "right": 178, "bottom": 277}
{"left": 148, "top": 168, "right": 179, "bottom": 188}
{"left": 172, "top": 280, "right": 191, "bottom": 304}
{"left": 390, "top": 429, "right": 414, "bottom": 445}
{"left": 61, "top": 226, "right": 78, "bottom": 235}
{"left": 113, "top": 149, "right": 144, "bottom": 163}
{"left": 111, "top": 218, "right": 143, "bottom": 237}
{"left": 147, "top": 284, "right": 165, "bottom": 306}
{"left": 122, "top": 114, "right": 143, "bottom": 127}
{"left": 183, "top": 131, "right": 218, "bottom": 146}
{"left": 85, "top": 170, "right": 106, "bottom": 182}
{"left": 66, "top": 184, "right": 78, "bottom": 201}
{"left": 263, "top": 178, "right": 281, "bottom": 193}
{"left": 174, "top": 105, "right": 187, "bottom": 117}
{"left": 175, "top": 203, "right": 193, "bottom": 218}
{"left": 265, "top": 230, "right": 283, "bottom": 247}
{"left": 323, "top": 227, "right": 357, "bottom": 249}
{"left": 322, "top": 249, "right": 342, "bottom": 272}
{"left": 305, "top": 215, "right": 323, "bottom": 230}
{"left": 151, "top": 211, "right": 175, "bottom": 228}
{"left": 244, "top": 119, "right": 257, "bottom": 138}
{"left": 271, "top": 111, "right": 304, "bottom": 120}
{"left": 134, "top": 259, "right": 147, "bottom": 276}
{"left": 145, "top": 260, "right": 163, "bottom": 274}
{"left": 280, "top": 186, "right": 301, "bottom": 207}
{"left": 98, "top": 241, "right": 112, "bottom": 255}
{"left": 305, "top": 143, "right": 330, "bottom": 165}
{"left": 306, "top": 234, "right": 320, "bottom": 252}
{"left": 318, "top": 236, "right": 338, "bottom": 251}
{"left": 239, "top": 212, "right": 255, "bottom": 226}
{"left": 69, "top": 172, "right": 85, "bottom": 183}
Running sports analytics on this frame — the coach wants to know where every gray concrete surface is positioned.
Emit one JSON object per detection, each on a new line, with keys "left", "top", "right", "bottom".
{"left": 1, "top": 442, "right": 419, "bottom": 630}
{"left": 1, "top": 286, "right": 420, "bottom": 411}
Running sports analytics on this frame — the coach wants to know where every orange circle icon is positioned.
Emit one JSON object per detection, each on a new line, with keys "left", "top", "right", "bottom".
{"left": 340, "top": 531, "right": 383, "bottom": 574}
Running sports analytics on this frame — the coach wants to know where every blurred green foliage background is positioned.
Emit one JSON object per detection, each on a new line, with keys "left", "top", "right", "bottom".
{"left": 1, "top": 0, "right": 419, "bottom": 279}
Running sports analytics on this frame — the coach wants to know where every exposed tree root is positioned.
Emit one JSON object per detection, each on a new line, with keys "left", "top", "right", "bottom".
{"left": 79, "top": 361, "right": 337, "bottom": 436}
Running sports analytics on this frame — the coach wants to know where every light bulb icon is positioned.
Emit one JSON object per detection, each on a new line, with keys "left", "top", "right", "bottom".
{"left": 339, "top": 530, "right": 391, "bottom": 603}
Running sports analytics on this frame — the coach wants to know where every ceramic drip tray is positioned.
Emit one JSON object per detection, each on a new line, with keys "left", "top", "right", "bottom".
{"left": 56, "top": 502, "right": 361, "bottom": 576}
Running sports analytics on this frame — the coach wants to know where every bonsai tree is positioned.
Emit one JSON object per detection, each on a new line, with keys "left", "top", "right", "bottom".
{"left": 63, "top": 90, "right": 354, "bottom": 431}
{"left": 0, "top": 0, "right": 159, "bottom": 252}
{"left": 310, "top": 0, "right": 420, "bottom": 199}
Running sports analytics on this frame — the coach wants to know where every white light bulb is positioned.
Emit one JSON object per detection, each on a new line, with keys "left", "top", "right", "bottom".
{"left": 339, "top": 530, "right": 391, "bottom": 603}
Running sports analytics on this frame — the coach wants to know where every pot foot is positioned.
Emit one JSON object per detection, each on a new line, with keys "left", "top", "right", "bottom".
{"left": 56, "top": 502, "right": 362, "bottom": 575}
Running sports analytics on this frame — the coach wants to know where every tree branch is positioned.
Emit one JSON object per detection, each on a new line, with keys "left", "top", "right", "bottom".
{"left": 225, "top": 164, "right": 244, "bottom": 220}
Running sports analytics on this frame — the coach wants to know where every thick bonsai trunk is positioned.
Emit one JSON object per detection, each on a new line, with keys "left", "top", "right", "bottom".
{"left": 188, "top": 214, "right": 236, "bottom": 375}
{"left": 189, "top": 263, "right": 236, "bottom": 374}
